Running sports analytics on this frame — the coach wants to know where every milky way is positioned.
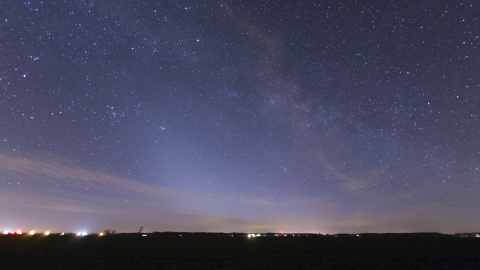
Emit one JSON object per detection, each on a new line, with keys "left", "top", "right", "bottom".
{"left": 1, "top": 1, "right": 479, "bottom": 233}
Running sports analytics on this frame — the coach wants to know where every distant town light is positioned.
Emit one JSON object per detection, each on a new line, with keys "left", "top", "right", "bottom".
{"left": 16, "top": 229, "right": 22, "bottom": 235}
{"left": 44, "top": 231, "right": 50, "bottom": 236}
{"left": 2, "top": 230, "right": 9, "bottom": 235}
{"left": 99, "top": 232, "right": 104, "bottom": 236}
{"left": 29, "top": 230, "right": 35, "bottom": 235}
{"left": 248, "top": 234, "right": 256, "bottom": 238}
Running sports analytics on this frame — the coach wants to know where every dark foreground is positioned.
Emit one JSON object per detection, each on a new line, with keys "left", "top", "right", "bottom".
{"left": 1, "top": 233, "right": 479, "bottom": 269}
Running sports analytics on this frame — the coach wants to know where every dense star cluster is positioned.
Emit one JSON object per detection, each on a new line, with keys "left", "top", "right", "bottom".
{"left": 1, "top": 1, "right": 479, "bottom": 233}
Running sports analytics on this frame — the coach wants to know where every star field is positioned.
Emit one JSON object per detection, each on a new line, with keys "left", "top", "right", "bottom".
{"left": 1, "top": 1, "right": 479, "bottom": 233}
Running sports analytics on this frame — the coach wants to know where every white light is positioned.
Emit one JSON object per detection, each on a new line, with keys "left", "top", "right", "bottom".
{"left": 248, "top": 234, "right": 256, "bottom": 238}
{"left": 29, "top": 230, "right": 35, "bottom": 235}
{"left": 16, "top": 229, "right": 22, "bottom": 235}
{"left": 81, "top": 232, "right": 87, "bottom": 236}
{"left": 99, "top": 232, "right": 104, "bottom": 236}
{"left": 44, "top": 231, "right": 50, "bottom": 236}
{"left": 142, "top": 234, "right": 147, "bottom": 237}
{"left": 2, "top": 231, "right": 9, "bottom": 235}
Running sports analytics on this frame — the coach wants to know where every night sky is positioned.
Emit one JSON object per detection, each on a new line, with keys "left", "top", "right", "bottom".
{"left": 1, "top": 1, "right": 479, "bottom": 234}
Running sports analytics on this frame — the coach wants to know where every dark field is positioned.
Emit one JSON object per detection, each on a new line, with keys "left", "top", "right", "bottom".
{"left": 1, "top": 233, "right": 479, "bottom": 269}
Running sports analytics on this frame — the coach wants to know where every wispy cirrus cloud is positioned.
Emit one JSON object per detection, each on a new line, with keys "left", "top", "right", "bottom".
{"left": 315, "top": 153, "right": 390, "bottom": 191}
{"left": 6, "top": 152, "right": 438, "bottom": 234}
{"left": 0, "top": 153, "right": 197, "bottom": 199}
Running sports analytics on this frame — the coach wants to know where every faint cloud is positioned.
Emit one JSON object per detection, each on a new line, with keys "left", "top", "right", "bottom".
{"left": 0, "top": 189, "right": 115, "bottom": 214}
{"left": 240, "top": 197, "right": 272, "bottom": 206}
{"left": 0, "top": 153, "right": 199, "bottom": 199}
{"left": 316, "top": 153, "right": 389, "bottom": 191}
